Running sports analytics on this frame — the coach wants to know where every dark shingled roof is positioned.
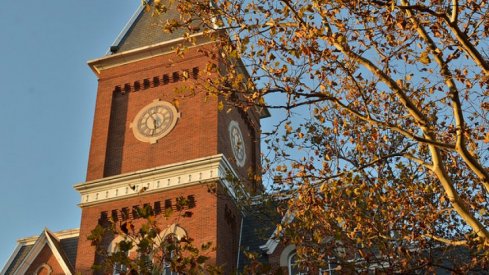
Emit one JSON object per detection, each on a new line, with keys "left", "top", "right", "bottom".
{"left": 60, "top": 236, "right": 79, "bottom": 269}
{"left": 3, "top": 245, "right": 33, "bottom": 275}
{"left": 238, "top": 200, "right": 283, "bottom": 270}
{"left": 116, "top": 2, "right": 192, "bottom": 53}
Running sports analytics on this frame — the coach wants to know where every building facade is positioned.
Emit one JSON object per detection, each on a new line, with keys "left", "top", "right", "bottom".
{"left": 1, "top": 2, "right": 293, "bottom": 274}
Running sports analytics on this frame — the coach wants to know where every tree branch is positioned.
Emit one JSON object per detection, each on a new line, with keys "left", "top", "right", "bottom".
{"left": 401, "top": 0, "right": 489, "bottom": 244}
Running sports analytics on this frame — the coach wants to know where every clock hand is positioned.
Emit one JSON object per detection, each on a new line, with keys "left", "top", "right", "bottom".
{"left": 150, "top": 114, "right": 159, "bottom": 129}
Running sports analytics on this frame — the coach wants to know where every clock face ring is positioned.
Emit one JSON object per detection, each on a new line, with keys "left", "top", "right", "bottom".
{"left": 228, "top": 120, "right": 246, "bottom": 167}
{"left": 131, "top": 100, "right": 180, "bottom": 144}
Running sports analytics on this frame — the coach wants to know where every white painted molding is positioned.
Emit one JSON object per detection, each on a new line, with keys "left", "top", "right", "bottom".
{"left": 259, "top": 211, "right": 295, "bottom": 255}
{"left": 88, "top": 32, "right": 213, "bottom": 76}
{"left": 74, "top": 154, "right": 245, "bottom": 207}
{"left": 44, "top": 230, "right": 72, "bottom": 275}
{"left": 15, "top": 228, "right": 79, "bottom": 247}
{"left": 279, "top": 244, "right": 296, "bottom": 267}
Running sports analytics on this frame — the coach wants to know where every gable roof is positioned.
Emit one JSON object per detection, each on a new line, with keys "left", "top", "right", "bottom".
{"left": 1, "top": 228, "right": 79, "bottom": 275}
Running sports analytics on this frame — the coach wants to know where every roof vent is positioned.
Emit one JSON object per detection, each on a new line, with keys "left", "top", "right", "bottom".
{"left": 110, "top": 45, "right": 119, "bottom": 54}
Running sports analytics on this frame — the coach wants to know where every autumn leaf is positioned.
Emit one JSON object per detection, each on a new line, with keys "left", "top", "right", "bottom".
{"left": 419, "top": 51, "right": 431, "bottom": 65}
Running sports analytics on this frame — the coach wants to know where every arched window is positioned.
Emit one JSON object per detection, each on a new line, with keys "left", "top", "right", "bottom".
{"left": 107, "top": 224, "right": 187, "bottom": 275}
{"left": 34, "top": 264, "right": 52, "bottom": 275}
{"left": 288, "top": 252, "right": 308, "bottom": 275}
{"left": 156, "top": 224, "right": 187, "bottom": 275}
{"left": 108, "top": 235, "right": 137, "bottom": 275}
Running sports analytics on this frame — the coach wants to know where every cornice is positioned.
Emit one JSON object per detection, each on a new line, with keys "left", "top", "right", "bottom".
{"left": 88, "top": 32, "right": 212, "bottom": 76}
{"left": 16, "top": 228, "right": 80, "bottom": 246}
{"left": 74, "top": 154, "right": 243, "bottom": 207}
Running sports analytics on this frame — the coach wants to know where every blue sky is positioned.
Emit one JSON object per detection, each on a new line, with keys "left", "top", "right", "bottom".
{"left": 0, "top": 1, "right": 140, "bottom": 267}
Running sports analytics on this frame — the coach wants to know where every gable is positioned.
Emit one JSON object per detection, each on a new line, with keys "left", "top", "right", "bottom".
{"left": 24, "top": 244, "right": 65, "bottom": 275}
{"left": 1, "top": 229, "right": 79, "bottom": 275}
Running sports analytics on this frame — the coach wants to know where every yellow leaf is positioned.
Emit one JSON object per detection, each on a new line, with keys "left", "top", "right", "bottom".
{"left": 285, "top": 123, "right": 293, "bottom": 134}
{"left": 419, "top": 51, "right": 431, "bottom": 65}
{"left": 217, "top": 101, "right": 224, "bottom": 111}
{"left": 484, "top": 132, "right": 489, "bottom": 143}
{"left": 173, "top": 98, "right": 180, "bottom": 109}
{"left": 182, "top": 70, "right": 189, "bottom": 79}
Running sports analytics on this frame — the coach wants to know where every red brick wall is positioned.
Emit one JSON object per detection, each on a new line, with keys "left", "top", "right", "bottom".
{"left": 80, "top": 42, "right": 261, "bottom": 274}
{"left": 25, "top": 244, "right": 65, "bottom": 274}
{"left": 86, "top": 46, "right": 220, "bottom": 181}
{"left": 75, "top": 183, "right": 219, "bottom": 274}
{"left": 217, "top": 98, "right": 262, "bottom": 193}
{"left": 216, "top": 185, "right": 242, "bottom": 274}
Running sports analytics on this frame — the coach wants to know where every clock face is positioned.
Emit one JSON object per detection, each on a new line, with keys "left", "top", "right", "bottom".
{"left": 229, "top": 121, "right": 246, "bottom": 167}
{"left": 130, "top": 100, "right": 180, "bottom": 144}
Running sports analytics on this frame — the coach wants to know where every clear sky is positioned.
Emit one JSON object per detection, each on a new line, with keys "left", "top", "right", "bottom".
{"left": 0, "top": 0, "right": 140, "bottom": 267}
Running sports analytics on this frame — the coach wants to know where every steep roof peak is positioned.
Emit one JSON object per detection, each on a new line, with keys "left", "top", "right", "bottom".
{"left": 109, "top": 1, "right": 188, "bottom": 54}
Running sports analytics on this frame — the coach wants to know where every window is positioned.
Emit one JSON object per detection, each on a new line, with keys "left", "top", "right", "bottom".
{"left": 281, "top": 245, "right": 338, "bottom": 275}
{"left": 108, "top": 235, "right": 135, "bottom": 275}
{"left": 156, "top": 224, "right": 187, "bottom": 275}
{"left": 161, "top": 234, "right": 179, "bottom": 275}
{"left": 288, "top": 253, "right": 307, "bottom": 275}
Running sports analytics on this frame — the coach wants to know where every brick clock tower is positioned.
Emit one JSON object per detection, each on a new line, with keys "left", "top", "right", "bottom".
{"left": 73, "top": 3, "right": 266, "bottom": 274}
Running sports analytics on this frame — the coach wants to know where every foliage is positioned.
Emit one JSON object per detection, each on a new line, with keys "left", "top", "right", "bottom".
{"left": 88, "top": 198, "right": 221, "bottom": 274}
{"left": 144, "top": 0, "right": 489, "bottom": 272}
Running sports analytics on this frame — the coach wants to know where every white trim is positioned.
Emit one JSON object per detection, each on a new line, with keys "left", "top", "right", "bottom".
{"left": 44, "top": 231, "right": 72, "bottom": 275}
{"left": 259, "top": 212, "right": 294, "bottom": 255}
{"left": 280, "top": 244, "right": 296, "bottom": 267}
{"left": 15, "top": 228, "right": 80, "bottom": 247}
{"left": 88, "top": 32, "right": 214, "bottom": 76}
{"left": 74, "top": 154, "right": 246, "bottom": 207}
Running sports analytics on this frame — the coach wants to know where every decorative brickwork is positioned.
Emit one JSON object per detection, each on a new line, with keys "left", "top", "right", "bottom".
{"left": 113, "top": 67, "right": 199, "bottom": 95}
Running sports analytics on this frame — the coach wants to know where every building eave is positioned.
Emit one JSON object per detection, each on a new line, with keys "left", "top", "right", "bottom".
{"left": 88, "top": 32, "right": 212, "bottom": 76}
